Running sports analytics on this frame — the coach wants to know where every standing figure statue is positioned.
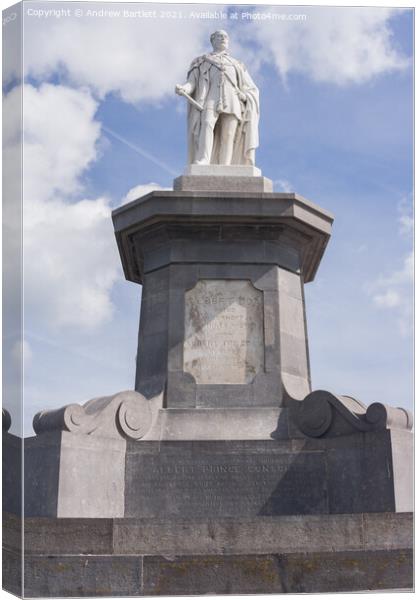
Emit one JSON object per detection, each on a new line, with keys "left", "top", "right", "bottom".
{"left": 175, "top": 30, "right": 260, "bottom": 166}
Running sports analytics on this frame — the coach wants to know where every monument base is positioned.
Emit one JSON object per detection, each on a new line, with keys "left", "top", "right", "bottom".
{"left": 173, "top": 165, "right": 273, "bottom": 192}
{"left": 2, "top": 394, "right": 413, "bottom": 597}
{"left": 3, "top": 511, "right": 413, "bottom": 596}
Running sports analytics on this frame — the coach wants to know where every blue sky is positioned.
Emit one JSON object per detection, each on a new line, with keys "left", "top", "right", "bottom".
{"left": 2, "top": 2, "right": 413, "bottom": 435}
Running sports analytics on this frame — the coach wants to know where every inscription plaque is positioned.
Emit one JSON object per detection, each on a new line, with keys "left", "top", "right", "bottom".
{"left": 183, "top": 279, "right": 264, "bottom": 384}
{"left": 125, "top": 444, "right": 328, "bottom": 518}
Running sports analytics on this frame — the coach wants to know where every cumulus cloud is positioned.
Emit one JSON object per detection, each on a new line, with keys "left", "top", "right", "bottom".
{"left": 273, "top": 178, "right": 293, "bottom": 192}
{"left": 367, "top": 196, "right": 414, "bottom": 328}
{"left": 366, "top": 194, "right": 413, "bottom": 336}
{"left": 120, "top": 182, "right": 169, "bottom": 206}
{"left": 397, "top": 195, "right": 414, "bottom": 236}
{"left": 22, "top": 84, "right": 101, "bottom": 200}
{"left": 24, "top": 195, "right": 120, "bottom": 330}
{"left": 243, "top": 7, "right": 409, "bottom": 86}
{"left": 3, "top": 83, "right": 121, "bottom": 332}
{"left": 19, "top": 6, "right": 408, "bottom": 110}
{"left": 369, "top": 251, "right": 413, "bottom": 336}
{"left": 22, "top": 10, "right": 216, "bottom": 103}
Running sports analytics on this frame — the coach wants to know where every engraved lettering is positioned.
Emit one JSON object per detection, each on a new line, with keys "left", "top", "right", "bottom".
{"left": 183, "top": 279, "right": 264, "bottom": 384}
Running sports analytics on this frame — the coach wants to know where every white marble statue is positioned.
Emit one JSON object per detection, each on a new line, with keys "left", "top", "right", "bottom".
{"left": 175, "top": 30, "right": 259, "bottom": 166}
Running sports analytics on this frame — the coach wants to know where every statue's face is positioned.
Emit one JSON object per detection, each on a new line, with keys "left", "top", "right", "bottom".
{"left": 211, "top": 31, "right": 229, "bottom": 52}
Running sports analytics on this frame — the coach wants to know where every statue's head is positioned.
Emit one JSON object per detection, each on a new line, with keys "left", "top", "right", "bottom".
{"left": 210, "top": 30, "right": 229, "bottom": 52}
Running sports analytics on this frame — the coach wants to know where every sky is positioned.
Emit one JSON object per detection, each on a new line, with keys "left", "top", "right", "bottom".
{"left": 2, "top": 1, "right": 414, "bottom": 435}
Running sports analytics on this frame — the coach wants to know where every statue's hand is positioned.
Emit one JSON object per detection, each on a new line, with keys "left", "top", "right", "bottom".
{"left": 238, "top": 91, "right": 247, "bottom": 102}
{"left": 175, "top": 84, "right": 186, "bottom": 96}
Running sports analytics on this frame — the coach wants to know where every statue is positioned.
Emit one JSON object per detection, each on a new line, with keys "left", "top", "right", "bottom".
{"left": 175, "top": 30, "right": 259, "bottom": 166}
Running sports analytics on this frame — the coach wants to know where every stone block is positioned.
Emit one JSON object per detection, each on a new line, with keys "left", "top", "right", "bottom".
{"left": 124, "top": 440, "right": 329, "bottom": 519}
{"left": 23, "top": 517, "right": 114, "bottom": 555}
{"left": 23, "top": 555, "right": 142, "bottom": 598}
{"left": 142, "top": 553, "right": 284, "bottom": 595}
{"left": 390, "top": 429, "right": 414, "bottom": 512}
{"left": 173, "top": 175, "right": 273, "bottom": 193}
{"left": 272, "top": 549, "right": 413, "bottom": 593}
{"left": 183, "top": 164, "right": 263, "bottom": 177}
{"left": 145, "top": 407, "right": 287, "bottom": 441}
{"left": 363, "top": 512, "right": 413, "bottom": 550}
{"left": 2, "top": 431, "right": 22, "bottom": 515}
{"left": 22, "top": 431, "right": 126, "bottom": 518}
{"left": 111, "top": 513, "right": 365, "bottom": 556}
{"left": 2, "top": 548, "right": 22, "bottom": 597}
{"left": 112, "top": 191, "right": 333, "bottom": 285}
{"left": 323, "top": 431, "right": 400, "bottom": 514}
{"left": 142, "top": 550, "right": 413, "bottom": 595}
{"left": 2, "top": 511, "right": 413, "bottom": 596}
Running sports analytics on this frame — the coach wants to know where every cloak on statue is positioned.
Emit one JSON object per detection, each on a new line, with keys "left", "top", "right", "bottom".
{"left": 185, "top": 54, "right": 260, "bottom": 165}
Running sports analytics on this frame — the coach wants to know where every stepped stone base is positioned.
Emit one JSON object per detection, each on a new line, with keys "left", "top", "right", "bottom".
{"left": 173, "top": 167, "right": 273, "bottom": 192}
{"left": 3, "top": 511, "right": 413, "bottom": 596}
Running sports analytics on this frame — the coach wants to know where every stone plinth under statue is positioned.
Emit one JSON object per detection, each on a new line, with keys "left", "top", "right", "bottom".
{"left": 3, "top": 173, "right": 413, "bottom": 596}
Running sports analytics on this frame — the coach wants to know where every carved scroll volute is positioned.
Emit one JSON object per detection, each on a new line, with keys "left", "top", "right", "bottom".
{"left": 366, "top": 402, "right": 413, "bottom": 431}
{"left": 33, "top": 390, "right": 157, "bottom": 440}
{"left": 2, "top": 408, "right": 12, "bottom": 432}
{"left": 294, "top": 390, "right": 334, "bottom": 437}
{"left": 291, "top": 389, "right": 413, "bottom": 438}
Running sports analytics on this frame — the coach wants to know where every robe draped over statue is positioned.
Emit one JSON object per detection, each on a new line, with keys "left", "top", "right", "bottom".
{"left": 185, "top": 54, "right": 260, "bottom": 165}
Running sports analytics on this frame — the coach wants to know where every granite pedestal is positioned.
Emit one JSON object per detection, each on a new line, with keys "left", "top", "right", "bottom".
{"left": 2, "top": 183, "right": 413, "bottom": 596}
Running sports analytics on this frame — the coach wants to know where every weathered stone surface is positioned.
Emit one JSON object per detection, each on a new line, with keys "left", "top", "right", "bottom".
{"left": 142, "top": 550, "right": 413, "bottom": 595}
{"left": 390, "top": 429, "right": 414, "bottom": 512}
{"left": 2, "top": 511, "right": 412, "bottom": 596}
{"left": 23, "top": 431, "right": 126, "bottom": 518}
{"left": 290, "top": 389, "right": 413, "bottom": 438}
{"left": 112, "top": 513, "right": 366, "bottom": 556}
{"left": 23, "top": 555, "right": 142, "bottom": 598}
{"left": 184, "top": 279, "right": 264, "bottom": 384}
{"left": 124, "top": 431, "right": 413, "bottom": 518}
{"left": 125, "top": 440, "right": 328, "bottom": 518}
{"left": 6, "top": 547, "right": 412, "bottom": 597}
{"left": 112, "top": 191, "right": 333, "bottom": 285}
{"left": 111, "top": 190, "right": 331, "bottom": 409}
{"left": 2, "top": 512, "right": 22, "bottom": 554}
{"left": 23, "top": 517, "right": 114, "bottom": 555}
{"left": 145, "top": 407, "right": 287, "bottom": 441}
{"left": 3, "top": 511, "right": 412, "bottom": 558}
{"left": 2, "top": 548, "right": 22, "bottom": 597}
{"left": 173, "top": 174, "right": 273, "bottom": 193}
{"left": 2, "top": 431, "right": 22, "bottom": 515}
{"left": 363, "top": 512, "right": 413, "bottom": 551}
{"left": 5, "top": 426, "right": 412, "bottom": 519}
{"left": 4, "top": 420, "right": 413, "bottom": 520}
{"left": 323, "top": 430, "right": 412, "bottom": 514}
{"left": 137, "top": 262, "right": 310, "bottom": 409}
{"left": 184, "top": 164, "right": 262, "bottom": 176}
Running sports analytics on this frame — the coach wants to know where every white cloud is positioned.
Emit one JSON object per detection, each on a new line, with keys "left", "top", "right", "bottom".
{"left": 245, "top": 7, "right": 409, "bottom": 86}
{"left": 20, "top": 7, "right": 409, "bottom": 112}
{"left": 273, "top": 178, "right": 293, "bottom": 192}
{"left": 3, "top": 83, "right": 121, "bottom": 332}
{"left": 368, "top": 251, "right": 413, "bottom": 336}
{"left": 22, "top": 83, "right": 101, "bottom": 201}
{"left": 22, "top": 11, "right": 216, "bottom": 103}
{"left": 373, "top": 289, "right": 401, "bottom": 308}
{"left": 120, "top": 182, "right": 169, "bottom": 206}
{"left": 24, "top": 195, "right": 120, "bottom": 330}
{"left": 397, "top": 195, "right": 414, "bottom": 236}
{"left": 365, "top": 198, "right": 413, "bottom": 336}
